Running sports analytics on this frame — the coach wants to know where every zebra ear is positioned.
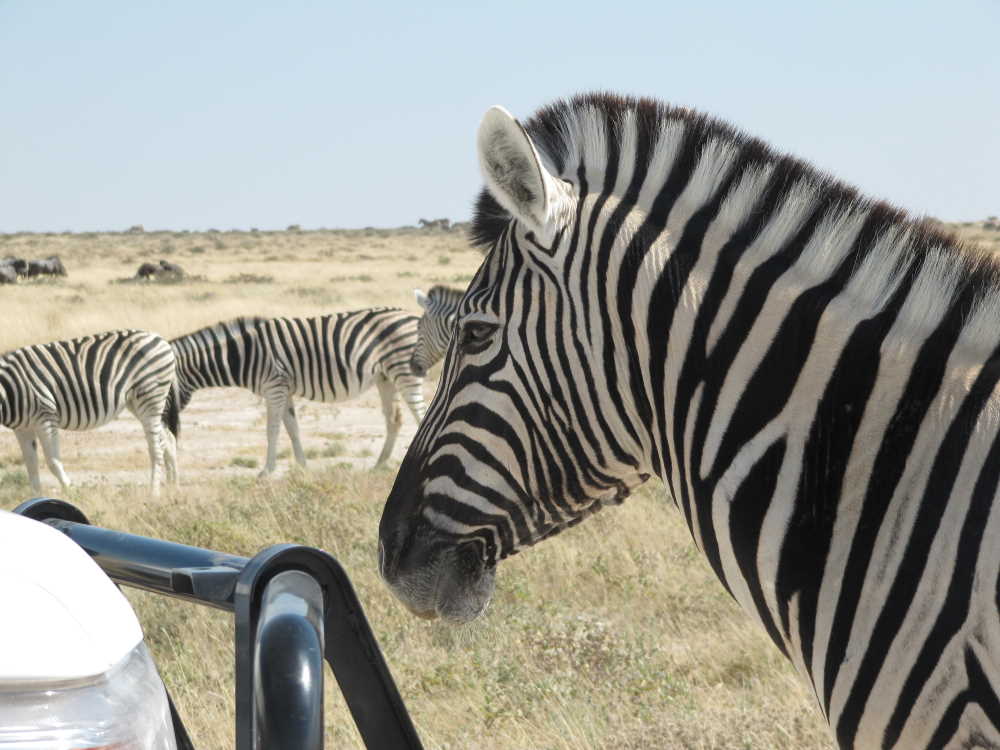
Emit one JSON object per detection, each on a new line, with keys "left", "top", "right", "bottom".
{"left": 477, "top": 106, "right": 560, "bottom": 236}
{"left": 414, "top": 289, "right": 430, "bottom": 309}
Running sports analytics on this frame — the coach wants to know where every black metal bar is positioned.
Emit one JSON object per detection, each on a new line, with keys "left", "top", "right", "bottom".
{"left": 235, "top": 544, "right": 424, "bottom": 750}
{"left": 254, "top": 571, "right": 325, "bottom": 749}
{"left": 12, "top": 497, "right": 424, "bottom": 750}
{"left": 43, "top": 518, "right": 247, "bottom": 610}
{"left": 14, "top": 497, "right": 90, "bottom": 525}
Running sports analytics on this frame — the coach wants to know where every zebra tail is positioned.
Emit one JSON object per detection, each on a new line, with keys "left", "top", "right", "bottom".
{"left": 163, "top": 380, "right": 181, "bottom": 440}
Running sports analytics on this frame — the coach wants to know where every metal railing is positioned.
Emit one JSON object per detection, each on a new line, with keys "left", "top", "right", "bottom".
{"left": 13, "top": 497, "right": 423, "bottom": 750}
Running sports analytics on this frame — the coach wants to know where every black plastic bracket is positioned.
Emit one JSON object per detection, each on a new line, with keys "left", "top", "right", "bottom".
{"left": 12, "top": 497, "right": 423, "bottom": 750}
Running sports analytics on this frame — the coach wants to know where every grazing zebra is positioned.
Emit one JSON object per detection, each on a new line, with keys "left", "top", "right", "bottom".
{"left": 378, "top": 93, "right": 1000, "bottom": 748}
{"left": 171, "top": 309, "right": 425, "bottom": 473}
{"left": 0, "top": 329, "right": 179, "bottom": 494}
{"left": 410, "top": 285, "right": 465, "bottom": 377}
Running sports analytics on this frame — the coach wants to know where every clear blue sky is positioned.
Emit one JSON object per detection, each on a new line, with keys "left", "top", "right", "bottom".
{"left": 2, "top": 1, "right": 998, "bottom": 232}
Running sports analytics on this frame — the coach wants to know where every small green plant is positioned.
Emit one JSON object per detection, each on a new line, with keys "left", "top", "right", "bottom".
{"left": 230, "top": 456, "right": 258, "bottom": 469}
{"left": 437, "top": 255, "right": 451, "bottom": 265}
{"left": 0, "top": 470, "right": 28, "bottom": 488}
{"left": 321, "top": 440, "right": 344, "bottom": 458}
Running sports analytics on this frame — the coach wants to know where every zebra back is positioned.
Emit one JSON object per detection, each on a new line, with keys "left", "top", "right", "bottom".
{"left": 0, "top": 329, "right": 175, "bottom": 430}
{"left": 171, "top": 309, "right": 420, "bottom": 408}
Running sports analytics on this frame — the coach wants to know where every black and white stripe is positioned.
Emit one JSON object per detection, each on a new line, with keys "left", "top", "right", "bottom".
{"left": 379, "top": 93, "right": 1000, "bottom": 748}
{"left": 171, "top": 309, "right": 425, "bottom": 472}
{"left": 410, "top": 285, "right": 465, "bottom": 377}
{"left": 0, "top": 329, "right": 179, "bottom": 494}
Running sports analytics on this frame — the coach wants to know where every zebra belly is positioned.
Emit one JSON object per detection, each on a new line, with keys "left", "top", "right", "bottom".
{"left": 57, "top": 407, "right": 126, "bottom": 431}
{"left": 290, "top": 374, "right": 374, "bottom": 405}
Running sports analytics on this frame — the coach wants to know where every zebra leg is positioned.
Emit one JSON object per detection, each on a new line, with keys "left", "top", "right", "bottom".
{"left": 374, "top": 376, "right": 404, "bottom": 468}
{"left": 162, "top": 427, "right": 179, "bottom": 485}
{"left": 138, "top": 416, "right": 166, "bottom": 496}
{"left": 127, "top": 393, "right": 168, "bottom": 495}
{"left": 36, "top": 423, "right": 72, "bottom": 491}
{"left": 396, "top": 375, "right": 427, "bottom": 423}
{"left": 282, "top": 399, "right": 308, "bottom": 468}
{"left": 14, "top": 429, "right": 43, "bottom": 494}
{"left": 260, "top": 389, "right": 289, "bottom": 477}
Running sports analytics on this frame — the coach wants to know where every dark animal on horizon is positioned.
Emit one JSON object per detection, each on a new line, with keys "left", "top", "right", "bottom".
{"left": 170, "top": 309, "right": 426, "bottom": 473}
{"left": 25, "top": 256, "right": 67, "bottom": 278}
{"left": 379, "top": 92, "right": 1000, "bottom": 749}
{"left": 136, "top": 262, "right": 160, "bottom": 279}
{"left": 136, "top": 260, "right": 185, "bottom": 282}
{"left": 157, "top": 259, "right": 185, "bottom": 279}
{"left": 1, "top": 257, "right": 28, "bottom": 277}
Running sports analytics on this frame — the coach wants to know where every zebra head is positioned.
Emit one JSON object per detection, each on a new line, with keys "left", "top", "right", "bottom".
{"left": 380, "top": 102, "right": 652, "bottom": 622}
{"left": 409, "top": 286, "right": 463, "bottom": 377}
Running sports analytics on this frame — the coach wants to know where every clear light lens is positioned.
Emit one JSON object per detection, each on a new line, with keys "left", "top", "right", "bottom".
{"left": 0, "top": 642, "right": 177, "bottom": 749}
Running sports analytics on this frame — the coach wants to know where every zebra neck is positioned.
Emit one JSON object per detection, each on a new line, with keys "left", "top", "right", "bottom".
{"left": 627, "top": 172, "right": 1000, "bottom": 667}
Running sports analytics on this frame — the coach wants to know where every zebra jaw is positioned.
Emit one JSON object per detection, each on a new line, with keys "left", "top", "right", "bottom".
{"left": 514, "top": 475, "right": 651, "bottom": 556}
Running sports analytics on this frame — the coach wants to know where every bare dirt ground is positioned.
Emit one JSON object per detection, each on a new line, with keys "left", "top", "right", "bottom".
{"left": 47, "top": 384, "right": 426, "bottom": 492}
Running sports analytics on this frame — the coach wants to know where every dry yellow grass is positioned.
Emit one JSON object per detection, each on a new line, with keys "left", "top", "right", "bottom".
{"left": 2, "top": 220, "right": 993, "bottom": 748}
{"left": 0, "top": 227, "right": 480, "bottom": 350}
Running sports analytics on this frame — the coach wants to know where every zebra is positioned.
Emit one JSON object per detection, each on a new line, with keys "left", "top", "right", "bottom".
{"left": 170, "top": 309, "right": 425, "bottom": 473}
{"left": 378, "top": 92, "right": 1000, "bottom": 748}
{"left": 409, "top": 285, "right": 465, "bottom": 377}
{"left": 0, "top": 329, "right": 179, "bottom": 494}
{"left": 418, "top": 218, "right": 451, "bottom": 231}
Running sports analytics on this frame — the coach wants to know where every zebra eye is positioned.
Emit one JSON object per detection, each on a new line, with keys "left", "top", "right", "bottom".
{"left": 460, "top": 322, "right": 498, "bottom": 354}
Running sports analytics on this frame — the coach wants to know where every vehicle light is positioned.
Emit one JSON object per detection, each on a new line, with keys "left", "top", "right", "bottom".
{"left": 0, "top": 641, "right": 176, "bottom": 749}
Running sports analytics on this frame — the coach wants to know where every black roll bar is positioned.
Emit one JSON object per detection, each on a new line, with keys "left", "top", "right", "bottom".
{"left": 13, "top": 497, "right": 423, "bottom": 750}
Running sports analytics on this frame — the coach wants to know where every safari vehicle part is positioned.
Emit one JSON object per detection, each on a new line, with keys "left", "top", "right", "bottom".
{"left": 8, "top": 497, "right": 423, "bottom": 750}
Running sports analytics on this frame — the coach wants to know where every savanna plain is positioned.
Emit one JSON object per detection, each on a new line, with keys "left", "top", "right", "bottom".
{"left": 2, "top": 221, "right": 998, "bottom": 749}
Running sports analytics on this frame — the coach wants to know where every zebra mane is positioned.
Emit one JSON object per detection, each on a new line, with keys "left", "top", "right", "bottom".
{"left": 470, "top": 92, "right": 1000, "bottom": 353}
{"left": 426, "top": 285, "right": 466, "bottom": 306}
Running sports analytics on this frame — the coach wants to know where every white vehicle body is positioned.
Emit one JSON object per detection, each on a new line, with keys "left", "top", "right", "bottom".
{"left": 0, "top": 509, "right": 177, "bottom": 749}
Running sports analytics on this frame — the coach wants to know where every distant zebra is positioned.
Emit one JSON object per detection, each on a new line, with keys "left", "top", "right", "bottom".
{"left": 379, "top": 93, "right": 1000, "bottom": 748}
{"left": 171, "top": 309, "right": 425, "bottom": 472}
{"left": 0, "top": 329, "right": 179, "bottom": 494}
{"left": 410, "top": 285, "right": 464, "bottom": 377}
{"left": 418, "top": 218, "right": 451, "bottom": 231}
